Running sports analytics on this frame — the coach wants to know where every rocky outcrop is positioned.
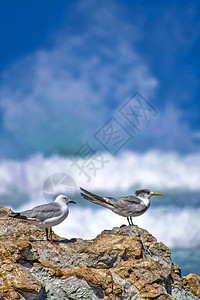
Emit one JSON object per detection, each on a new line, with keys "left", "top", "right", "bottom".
{"left": 0, "top": 205, "right": 199, "bottom": 299}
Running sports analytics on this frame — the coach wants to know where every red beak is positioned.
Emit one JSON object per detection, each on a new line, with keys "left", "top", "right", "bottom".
{"left": 69, "top": 200, "right": 76, "bottom": 204}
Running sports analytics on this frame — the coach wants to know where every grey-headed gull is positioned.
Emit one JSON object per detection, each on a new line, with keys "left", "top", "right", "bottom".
{"left": 10, "top": 195, "right": 76, "bottom": 245}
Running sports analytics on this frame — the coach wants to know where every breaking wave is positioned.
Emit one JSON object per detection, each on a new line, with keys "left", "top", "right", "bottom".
{"left": 0, "top": 150, "right": 199, "bottom": 249}
{"left": 0, "top": 150, "right": 200, "bottom": 206}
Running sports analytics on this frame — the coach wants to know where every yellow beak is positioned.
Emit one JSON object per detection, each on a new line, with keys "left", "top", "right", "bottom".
{"left": 151, "top": 192, "right": 164, "bottom": 196}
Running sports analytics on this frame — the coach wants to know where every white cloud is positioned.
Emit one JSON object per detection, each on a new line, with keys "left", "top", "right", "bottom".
{"left": 0, "top": 0, "right": 158, "bottom": 158}
{"left": 126, "top": 103, "right": 197, "bottom": 153}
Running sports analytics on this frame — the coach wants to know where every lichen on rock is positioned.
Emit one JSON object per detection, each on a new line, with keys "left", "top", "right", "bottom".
{"left": 0, "top": 206, "right": 199, "bottom": 299}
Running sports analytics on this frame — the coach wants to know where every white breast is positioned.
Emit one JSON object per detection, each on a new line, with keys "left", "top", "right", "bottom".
{"left": 43, "top": 206, "right": 69, "bottom": 227}
{"left": 36, "top": 204, "right": 69, "bottom": 228}
{"left": 137, "top": 196, "right": 150, "bottom": 208}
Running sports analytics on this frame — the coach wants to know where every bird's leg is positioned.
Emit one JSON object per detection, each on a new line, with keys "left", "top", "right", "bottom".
{"left": 127, "top": 217, "right": 131, "bottom": 226}
{"left": 130, "top": 217, "right": 134, "bottom": 226}
{"left": 49, "top": 228, "right": 59, "bottom": 245}
{"left": 46, "top": 228, "right": 49, "bottom": 241}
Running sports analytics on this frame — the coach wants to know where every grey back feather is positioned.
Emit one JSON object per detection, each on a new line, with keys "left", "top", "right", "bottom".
{"left": 105, "top": 196, "right": 147, "bottom": 217}
{"left": 20, "top": 202, "right": 62, "bottom": 222}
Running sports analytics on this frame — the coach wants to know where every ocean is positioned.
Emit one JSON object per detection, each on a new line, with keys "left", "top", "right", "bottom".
{"left": 0, "top": 150, "right": 199, "bottom": 277}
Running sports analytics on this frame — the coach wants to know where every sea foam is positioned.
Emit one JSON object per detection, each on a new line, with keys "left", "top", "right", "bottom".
{"left": 1, "top": 150, "right": 199, "bottom": 248}
{"left": 0, "top": 150, "right": 200, "bottom": 206}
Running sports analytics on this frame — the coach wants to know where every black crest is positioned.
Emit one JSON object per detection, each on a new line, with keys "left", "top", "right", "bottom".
{"left": 135, "top": 189, "right": 151, "bottom": 196}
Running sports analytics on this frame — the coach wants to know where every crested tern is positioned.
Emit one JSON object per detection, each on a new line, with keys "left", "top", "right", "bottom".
{"left": 80, "top": 188, "right": 163, "bottom": 225}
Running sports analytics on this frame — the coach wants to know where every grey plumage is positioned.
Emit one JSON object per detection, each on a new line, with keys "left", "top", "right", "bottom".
{"left": 10, "top": 194, "right": 76, "bottom": 245}
{"left": 80, "top": 187, "right": 163, "bottom": 225}
{"left": 80, "top": 187, "right": 147, "bottom": 217}
{"left": 12, "top": 202, "right": 63, "bottom": 222}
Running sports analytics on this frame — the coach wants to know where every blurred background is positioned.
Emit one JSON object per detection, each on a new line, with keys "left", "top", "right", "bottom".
{"left": 0, "top": 0, "right": 200, "bottom": 276}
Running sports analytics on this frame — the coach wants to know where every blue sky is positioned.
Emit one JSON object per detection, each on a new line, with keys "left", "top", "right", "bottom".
{"left": 0, "top": 0, "right": 200, "bottom": 158}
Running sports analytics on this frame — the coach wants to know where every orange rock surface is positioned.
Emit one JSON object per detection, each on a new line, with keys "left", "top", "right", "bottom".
{"left": 0, "top": 206, "right": 199, "bottom": 299}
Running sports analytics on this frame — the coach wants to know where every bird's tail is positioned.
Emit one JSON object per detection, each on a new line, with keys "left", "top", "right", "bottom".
{"left": 9, "top": 212, "right": 27, "bottom": 220}
{"left": 80, "top": 187, "right": 114, "bottom": 209}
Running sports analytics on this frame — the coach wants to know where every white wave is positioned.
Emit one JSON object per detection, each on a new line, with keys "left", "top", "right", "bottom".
{"left": 1, "top": 150, "right": 199, "bottom": 249}
{"left": 0, "top": 150, "right": 200, "bottom": 209}
{"left": 53, "top": 206, "right": 200, "bottom": 248}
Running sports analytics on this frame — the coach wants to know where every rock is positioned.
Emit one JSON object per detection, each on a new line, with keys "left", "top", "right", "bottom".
{"left": 0, "top": 205, "right": 199, "bottom": 299}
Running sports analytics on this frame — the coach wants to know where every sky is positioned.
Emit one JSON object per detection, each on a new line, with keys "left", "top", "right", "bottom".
{"left": 0, "top": 0, "right": 200, "bottom": 159}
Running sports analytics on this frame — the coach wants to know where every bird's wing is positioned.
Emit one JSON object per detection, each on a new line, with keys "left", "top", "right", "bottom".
{"left": 18, "top": 203, "right": 62, "bottom": 222}
{"left": 80, "top": 187, "right": 115, "bottom": 209}
{"left": 107, "top": 195, "right": 142, "bottom": 204}
{"left": 105, "top": 196, "right": 146, "bottom": 216}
